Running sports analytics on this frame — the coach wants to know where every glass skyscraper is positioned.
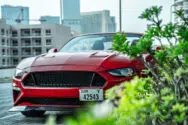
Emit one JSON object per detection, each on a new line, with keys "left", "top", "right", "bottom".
{"left": 1, "top": 5, "right": 29, "bottom": 24}
{"left": 61, "top": 0, "right": 81, "bottom": 33}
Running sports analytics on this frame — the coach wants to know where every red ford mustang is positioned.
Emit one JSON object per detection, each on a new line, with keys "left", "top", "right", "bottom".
{"left": 10, "top": 32, "right": 145, "bottom": 117}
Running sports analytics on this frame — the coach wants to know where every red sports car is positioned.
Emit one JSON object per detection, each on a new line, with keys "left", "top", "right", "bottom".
{"left": 10, "top": 32, "right": 145, "bottom": 117}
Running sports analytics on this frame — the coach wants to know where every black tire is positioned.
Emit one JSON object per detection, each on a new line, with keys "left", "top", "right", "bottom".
{"left": 21, "top": 111, "right": 45, "bottom": 117}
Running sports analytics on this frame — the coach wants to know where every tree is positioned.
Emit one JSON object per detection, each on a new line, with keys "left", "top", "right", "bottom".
{"left": 112, "top": 6, "right": 188, "bottom": 125}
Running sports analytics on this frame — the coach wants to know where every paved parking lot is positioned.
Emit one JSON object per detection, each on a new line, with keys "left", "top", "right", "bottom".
{"left": 0, "top": 83, "right": 71, "bottom": 125}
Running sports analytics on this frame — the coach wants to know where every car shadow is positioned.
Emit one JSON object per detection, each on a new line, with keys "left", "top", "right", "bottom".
{"left": 17, "top": 112, "right": 75, "bottom": 125}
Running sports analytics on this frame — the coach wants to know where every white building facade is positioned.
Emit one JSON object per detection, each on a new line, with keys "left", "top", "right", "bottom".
{"left": 0, "top": 19, "right": 73, "bottom": 67}
{"left": 40, "top": 16, "right": 60, "bottom": 24}
{"left": 81, "top": 10, "right": 116, "bottom": 34}
{"left": 174, "top": 0, "right": 188, "bottom": 22}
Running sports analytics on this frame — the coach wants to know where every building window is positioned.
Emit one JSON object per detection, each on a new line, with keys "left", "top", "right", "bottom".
{"left": 32, "top": 29, "right": 41, "bottom": 36}
{"left": 33, "top": 48, "right": 42, "bottom": 55}
{"left": 7, "top": 39, "right": 9, "bottom": 46}
{"left": 35, "top": 30, "right": 41, "bottom": 36}
{"left": 45, "top": 29, "right": 51, "bottom": 35}
{"left": 7, "top": 59, "right": 9, "bottom": 65}
{"left": 24, "top": 31, "right": 30, "bottom": 34}
{"left": 12, "top": 49, "right": 18, "bottom": 55}
{"left": 33, "top": 39, "right": 41, "bottom": 46}
{"left": 13, "top": 58, "right": 18, "bottom": 65}
{"left": 2, "top": 49, "right": 5, "bottom": 55}
{"left": 12, "top": 30, "right": 18, "bottom": 37}
{"left": 2, "top": 59, "right": 5, "bottom": 65}
{"left": 7, "top": 49, "right": 9, "bottom": 55}
{"left": 46, "top": 39, "right": 52, "bottom": 45}
{"left": 12, "top": 40, "right": 18, "bottom": 46}
{"left": 6, "top": 30, "right": 9, "bottom": 35}
{"left": 36, "top": 39, "right": 41, "bottom": 43}
{"left": 22, "top": 48, "right": 31, "bottom": 56}
{"left": 21, "top": 29, "right": 30, "bottom": 36}
{"left": 22, "top": 39, "right": 30, "bottom": 46}
{"left": 1, "top": 39, "right": 5, "bottom": 45}
{"left": 1, "top": 29, "right": 5, "bottom": 35}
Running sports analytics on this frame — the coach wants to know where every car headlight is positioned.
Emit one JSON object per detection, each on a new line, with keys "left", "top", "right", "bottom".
{"left": 15, "top": 69, "right": 27, "bottom": 79}
{"left": 108, "top": 68, "right": 134, "bottom": 77}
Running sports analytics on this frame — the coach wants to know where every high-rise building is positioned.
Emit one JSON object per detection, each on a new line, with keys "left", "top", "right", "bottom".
{"left": 0, "top": 19, "right": 73, "bottom": 67}
{"left": 173, "top": 0, "right": 188, "bottom": 22}
{"left": 1, "top": 5, "right": 29, "bottom": 24}
{"left": 61, "top": 0, "right": 81, "bottom": 33}
{"left": 81, "top": 10, "right": 116, "bottom": 34}
{"left": 40, "top": 16, "right": 60, "bottom": 24}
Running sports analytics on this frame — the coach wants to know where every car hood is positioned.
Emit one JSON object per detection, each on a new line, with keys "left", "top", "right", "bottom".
{"left": 17, "top": 51, "right": 142, "bottom": 71}
{"left": 31, "top": 51, "right": 119, "bottom": 67}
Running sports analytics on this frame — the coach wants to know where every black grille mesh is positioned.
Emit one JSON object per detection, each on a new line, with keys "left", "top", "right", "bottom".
{"left": 23, "top": 71, "right": 105, "bottom": 87}
{"left": 19, "top": 97, "right": 102, "bottom": 105}
{"left": 13, "top": 90, "right": 20, "bottom": 101}
{"left": 20, "top": 98, "right": 85, "bottom": 105}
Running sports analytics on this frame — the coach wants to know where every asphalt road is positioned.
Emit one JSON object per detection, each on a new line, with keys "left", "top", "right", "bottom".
{"left": 0, "top": 83, "right": 72, "bottom": 125}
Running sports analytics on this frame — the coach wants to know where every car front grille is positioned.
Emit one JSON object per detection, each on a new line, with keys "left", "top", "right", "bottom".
{"left": 23, "top": 71, "right": 106, "bottom": 87}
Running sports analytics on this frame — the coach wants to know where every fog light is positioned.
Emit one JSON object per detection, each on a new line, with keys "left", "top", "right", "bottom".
{"left": 13, "top": 86, "right": 21, "bottom": 91}
{"left": 12, "top": 82, "right": 17, "bottom": 87}
{"left": 12, "top": 83, "right": 21, "bottom": 91}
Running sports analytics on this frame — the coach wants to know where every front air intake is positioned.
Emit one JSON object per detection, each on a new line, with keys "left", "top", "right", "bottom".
{"left": 23, "top": 71, "right": 106, "bottom": 87}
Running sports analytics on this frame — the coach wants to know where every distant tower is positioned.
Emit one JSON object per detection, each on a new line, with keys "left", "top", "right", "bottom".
{"left": 60, "top": 0, "right": 81, "bottom": 33}
{"left": 81, "top": 10, "right": 116, "bottom": 34}
{"left": 1, "top": 5, "right": 29, "bottom": 24}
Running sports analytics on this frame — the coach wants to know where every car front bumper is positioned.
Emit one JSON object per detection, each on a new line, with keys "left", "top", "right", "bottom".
{"left": 11, "top": 65, "right": 133, "bottom": 112}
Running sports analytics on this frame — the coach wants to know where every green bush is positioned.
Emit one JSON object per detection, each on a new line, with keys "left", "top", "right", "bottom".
{"left": 112, "top": 6, "right": 188, "bottom": 125}
{"left": 64, "top": 77, "right": 155, "bottom": 125}
{"left": 112, "top": 6, "right": 187, "bottom": 125}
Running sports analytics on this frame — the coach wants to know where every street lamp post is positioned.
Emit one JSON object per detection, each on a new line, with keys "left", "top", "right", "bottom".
{"left": 119, "top": 0, "right": 122, "bottom": 32}
{"left": 60, "top": 0, "right": 62, "bottom": 24}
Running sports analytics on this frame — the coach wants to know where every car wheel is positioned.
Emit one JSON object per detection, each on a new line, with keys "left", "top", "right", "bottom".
{"left": 21, "top": 111, "right": 45, "bottom": 117}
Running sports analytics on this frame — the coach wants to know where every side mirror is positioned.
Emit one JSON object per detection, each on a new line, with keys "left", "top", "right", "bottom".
{"left": 48, "top": 48, "right": 58, "bottom": 53}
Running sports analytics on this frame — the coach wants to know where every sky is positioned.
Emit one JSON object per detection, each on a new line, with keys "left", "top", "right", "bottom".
{"left": 0, "top": 0, "right": 173, "bottom": 33}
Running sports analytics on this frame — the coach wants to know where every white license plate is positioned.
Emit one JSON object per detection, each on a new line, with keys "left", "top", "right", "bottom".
{"left": 79, "top": 89, "right": 103, "bottom": 101}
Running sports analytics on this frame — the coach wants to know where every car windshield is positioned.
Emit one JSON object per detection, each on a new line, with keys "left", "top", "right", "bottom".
{"left": 60, "top": 33, "right": 142, "bottom": 52}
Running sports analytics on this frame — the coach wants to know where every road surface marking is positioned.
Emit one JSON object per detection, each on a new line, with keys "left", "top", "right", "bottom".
{"left": 0, "top": 113, "right": 20, "bottom": 119}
